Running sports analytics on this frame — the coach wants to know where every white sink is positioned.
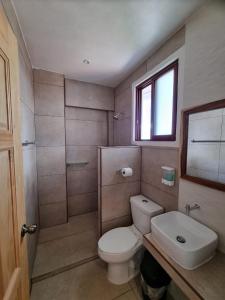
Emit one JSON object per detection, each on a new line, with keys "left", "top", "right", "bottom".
{"left": 151, "top": 211, "right": 218, "bottom": 270}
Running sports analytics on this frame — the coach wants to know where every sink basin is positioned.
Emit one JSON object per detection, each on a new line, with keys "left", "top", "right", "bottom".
{"left": 151, "top": 211, "right": 218, "bottom": 270}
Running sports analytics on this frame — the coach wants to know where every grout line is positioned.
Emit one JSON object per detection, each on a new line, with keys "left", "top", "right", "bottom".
{"left": 141, "top": 180, "right": 178, "bottom": 197}
{"left": 101, "top": 180, "right": 141, "bottom": 187}
{"left": 38, "top": 227, "right": 98, "bottom": 245}
{"left": 36, "top": 145, "right": 65, "bottom": 148}
{"left": 39, "top": 200, "right": 67, "bottom": 207}
{"left": 111, "top": 289, "right": 133, "bottom": 300}
{"left": 34, "top": 81, "right": 64, "bottom": 88}
{"left": 35, "top": 114, "right": 64, "bottom": 117}
{"left": 32, "top": 255, "right": 98, "bottom": 284}
{"left": 65, "top": 117, "right": 107, "bottom": 123}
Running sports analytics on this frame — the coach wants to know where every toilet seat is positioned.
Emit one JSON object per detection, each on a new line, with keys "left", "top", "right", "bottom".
{"left": 98, "top": 227, "right": 138, "bottom": 254}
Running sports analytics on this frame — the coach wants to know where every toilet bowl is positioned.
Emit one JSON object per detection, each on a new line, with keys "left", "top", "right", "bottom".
{"left": 98, "top": 195, "right": 163, "bottom": 285}
{"left": 98, "top": 225, "right": 143, "bottom": 284}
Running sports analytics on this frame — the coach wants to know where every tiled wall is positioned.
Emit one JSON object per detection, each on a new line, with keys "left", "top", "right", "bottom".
{"left": 141, "top": 147, "right": 179, "bottom": 211}
{"left": 66, "top": 107, "right": 107, "bottom": 216}
{"left": 98, "top": 146, "right": 141, "bottom": 234}
{"left": 65, "top": 79, "right": 114, "bottom": 217}
{"left": 179, "top": 1, "right": 225, "bottom": 253}
{"left": 113, "top": 28, "right": 185, "bottom": 212}
{"left": 114, "top": 27, "right": 185, "bottom": 146}
{"left": 65, "top": 79, "right": 114, "bottom": 111}
{"left": 19, "top": 51, "right": 39, "bottom": 277}
{"left": 112, "top": 2, "right": 225, "bottom": 253}
{"left": 34, "top": 69, "right": 67, "bottom": 228}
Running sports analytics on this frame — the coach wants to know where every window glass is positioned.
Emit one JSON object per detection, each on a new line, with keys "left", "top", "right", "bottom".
{"left": 141, "top": 85, "right": 151, "bottom": 140}
{"left": 154, "top": 69, "right": 174, "bottom": 135}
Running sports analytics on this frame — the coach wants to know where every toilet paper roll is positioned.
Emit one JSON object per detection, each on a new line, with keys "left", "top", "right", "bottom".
{"left": 121, "top": 167, "right": 133, "bottom": 177}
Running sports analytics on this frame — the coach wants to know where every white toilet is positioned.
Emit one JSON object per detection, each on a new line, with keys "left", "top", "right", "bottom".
{"left": 98, "top": 195, "right": 163, "bottom": 285}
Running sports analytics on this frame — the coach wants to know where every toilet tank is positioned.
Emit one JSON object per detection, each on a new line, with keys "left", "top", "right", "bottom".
{"left": 130, "top": 195, "right": 164, "bottom": 234}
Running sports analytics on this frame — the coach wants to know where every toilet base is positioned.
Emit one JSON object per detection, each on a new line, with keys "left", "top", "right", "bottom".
{"left": 107, "top": 247, "right": 144, "bottom": 285}
{"left": 107, "top": 261, "right": 139, "bottom": 285}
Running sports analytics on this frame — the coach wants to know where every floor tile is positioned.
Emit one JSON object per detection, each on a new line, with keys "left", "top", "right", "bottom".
{"left": 114, "top": 290, "right": 137, "bottom": 300}
{"left": 38, "top": 211, "right": 98, "bottom": 243}
{"left": 33, "top": 229, "right": 98, "bottom": 278}
{"left": 31, "top": 259, "right": 131, "bottom": 300}
{"left": 129, "top": 275, "right": 143, "bottom": 300}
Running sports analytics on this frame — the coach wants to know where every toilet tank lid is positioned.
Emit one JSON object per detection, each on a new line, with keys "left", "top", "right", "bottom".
{"left": 130, "top": 195, "right": 164, "bottom": 215}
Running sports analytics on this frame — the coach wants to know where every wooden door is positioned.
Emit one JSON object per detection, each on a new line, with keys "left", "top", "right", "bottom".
{"left": 0, "top": 7, "right": 29, "bottom": 300}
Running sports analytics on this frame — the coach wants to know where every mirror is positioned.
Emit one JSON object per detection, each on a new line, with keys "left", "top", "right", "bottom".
{"left": 181, "top": 99, "right": 225, "bottom": 191}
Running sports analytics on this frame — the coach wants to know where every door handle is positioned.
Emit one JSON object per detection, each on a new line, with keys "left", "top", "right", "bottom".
{"left": 21, "top": 224, "right": 38, "bottom": 237}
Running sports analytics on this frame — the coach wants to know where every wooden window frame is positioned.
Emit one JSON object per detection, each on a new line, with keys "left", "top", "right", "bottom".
{"left": 135, "top": 60, "right": 178, "bottom": 141}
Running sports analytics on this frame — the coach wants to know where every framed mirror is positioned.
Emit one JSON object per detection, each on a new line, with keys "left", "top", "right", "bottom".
{"left": 181, "top": 99, "right": 225, "bottom": 191}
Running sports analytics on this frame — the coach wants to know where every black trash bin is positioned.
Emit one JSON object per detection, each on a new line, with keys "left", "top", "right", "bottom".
{"left": 140, "top": 251, "right": 171, "bottom": 300}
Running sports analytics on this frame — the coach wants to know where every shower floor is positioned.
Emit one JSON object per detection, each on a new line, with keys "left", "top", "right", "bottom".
{"left": 32, "top": 211, "right": 98, "bottom": 281}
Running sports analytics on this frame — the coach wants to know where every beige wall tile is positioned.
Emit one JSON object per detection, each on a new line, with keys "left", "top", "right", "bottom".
{"left": 37, "top": 147, "right": 65, "bottom": 176}
{"left": 113, "top": 28, "right": 185, "bottom": 147}
{"left": 67, "top": 169, "right": 97, "bottom": 196}
{"left": 101, "top": 147, "right": 141, "bottom": 186}
{"left": 183, "top": 3, "right": 225, "bottom": 109}
{"left": 38, "top": 211, "right": 97, "bottom": 244}
{"left": 65, "top": 79, "right": 114, "bottom": 111}
{"left": 66, "top": 146, "right": 97, "bottom": 169}
{"left": 108, "top": 111, "right": 114, "bottom": 146}
{"left": 142, "top": 147, "right": 179, "bottom": 197}
{"left": 179, "top": 179, "right": 225, "bottom": 252}
{"left": 66, "top": 119, "right": 107, "bottom": 146}
{"left": 39, "top": 202, "right": 67, "bottom": 228}
{"left": 68, "top": 192, "right": 98, "bottom": 216}
{"left": 23, "top": 148, "right": 38, "bottom": 225}
{"left": 38, "top": 174, "right": 66, "bottom": 205}
{"left": 219, "top": 145, "right": 225, "bottom": 174}
{"left": 35, "top": 116, "right": 65, "bottom": 146}
{"left": 33, "top": 69, "right": 64, "bottom": 86}
{"left": 113, "top": 117, "right": 132, "bottom": 146}
{"left": 19, "top": 51, "right": 34, "bottom": 112}
{"left": 34, "top": 83, "right": 64, "bottom": 116}
{"left": 102, "top": 215, "right": 132, "bottom": 234}
{"left": 21, "top": 102, "right": 35, "bottom": 144}
{"left": 101, "top": 181, "right": 140, "bottom": 222}
{"left": 179, "top": 2, "right": 225, "bottom": 253}
{"left": 65, "top": 106, "right": 107, "bottom": 122}
{"left": 141, "top": 181, "right": 177, "bottom": 212}
{"left": 114, "top": 88, "right": 132, "bottom": 119}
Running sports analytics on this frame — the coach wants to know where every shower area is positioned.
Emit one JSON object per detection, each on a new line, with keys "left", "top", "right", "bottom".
{"left": 32, "top": 71, "right": 114, "bottom": 281}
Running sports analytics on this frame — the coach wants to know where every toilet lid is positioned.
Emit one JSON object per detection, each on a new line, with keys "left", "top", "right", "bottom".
{"left": 98, "top": 227, "right": 138, "bottom": 254}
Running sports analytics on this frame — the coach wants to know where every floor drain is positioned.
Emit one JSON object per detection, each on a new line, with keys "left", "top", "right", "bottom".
{"left": 176, "top": 235, "right": 186, "bottom": 243}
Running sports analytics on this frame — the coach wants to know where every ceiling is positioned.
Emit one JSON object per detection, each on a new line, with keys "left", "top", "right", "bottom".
{"left": 13, "top": 0, "right": 204, "bottom": 87}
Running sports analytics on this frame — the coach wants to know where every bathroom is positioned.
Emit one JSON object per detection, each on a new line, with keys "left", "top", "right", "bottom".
{"left": 0, "top": 0, "right": 225, "bottom": 299}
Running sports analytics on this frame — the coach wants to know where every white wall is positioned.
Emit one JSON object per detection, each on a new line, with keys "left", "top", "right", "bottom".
{"left": 179, "top": 1, "right": 225, "bottom": 253}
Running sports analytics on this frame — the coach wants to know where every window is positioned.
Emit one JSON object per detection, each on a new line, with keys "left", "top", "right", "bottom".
{"left": 135, "top": 60, "right": 178, "bottom": 141}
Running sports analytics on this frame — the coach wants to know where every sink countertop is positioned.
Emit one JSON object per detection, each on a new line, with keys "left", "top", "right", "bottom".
{"left": 144, "top": 233, "right": 225, "bottom": 300}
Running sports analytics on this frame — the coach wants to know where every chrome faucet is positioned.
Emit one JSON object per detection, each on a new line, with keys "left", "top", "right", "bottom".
{"left": 185, "top": 203, "right": 200, "bottom": 216}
